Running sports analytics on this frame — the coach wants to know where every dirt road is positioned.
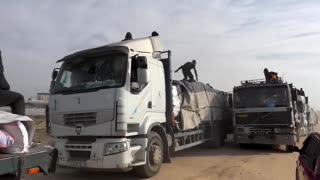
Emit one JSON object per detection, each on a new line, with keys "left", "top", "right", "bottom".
{"left": 30, "top": 137, "right": 299, "bottom": 180}
{"left": 23, "top": 115, "right": 317, "bottom": 180}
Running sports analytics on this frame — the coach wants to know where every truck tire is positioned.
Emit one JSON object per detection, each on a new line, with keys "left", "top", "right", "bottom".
{"left": 134, "top": 131, "right": 163, "bottom": 178}
{"left": 286, "top": 145, "right": 294, "bottom": 153}
{"left": 239, "top": 143, "right": 245, "bottom": 148}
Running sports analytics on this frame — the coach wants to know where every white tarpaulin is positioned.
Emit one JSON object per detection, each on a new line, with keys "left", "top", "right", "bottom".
{"left": 0, "top": 111, "right": 35, "bottom": 153}
{"left": 173, "top": 80, "right": 230, "bottom": 131}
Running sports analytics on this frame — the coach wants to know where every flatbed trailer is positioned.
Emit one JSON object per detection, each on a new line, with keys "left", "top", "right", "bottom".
{"left": 0, "top": 145, "right": 58, "bottom": 180}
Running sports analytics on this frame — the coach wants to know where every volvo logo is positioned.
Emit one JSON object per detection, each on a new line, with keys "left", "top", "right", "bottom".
{"left": 76, "top": 126, "right": 82, "bottom": 135}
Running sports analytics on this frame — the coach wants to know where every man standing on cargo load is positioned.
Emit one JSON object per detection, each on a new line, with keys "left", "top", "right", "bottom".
{"left": 264, "top": 68, "right": 278, "bottom": 83}
{"left": 0, "top": 50, "right": 25, "bottom": 115}
{"left": 175, "top": 60, "right": 198, "bottom": 82}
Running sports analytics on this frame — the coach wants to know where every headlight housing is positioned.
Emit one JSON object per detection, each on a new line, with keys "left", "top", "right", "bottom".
{"left": 104, "top": 142, "right": 128, "bottom": 155}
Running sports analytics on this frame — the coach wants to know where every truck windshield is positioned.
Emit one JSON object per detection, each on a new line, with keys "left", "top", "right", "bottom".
{"left": 234, "top": 86, "right": 289, "bottom": 108}
{"left": 53, "top": 54, "right": 127, "bottom": 94}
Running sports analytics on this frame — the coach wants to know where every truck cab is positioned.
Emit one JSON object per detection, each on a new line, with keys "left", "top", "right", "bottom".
{"left": 48, "top": 33, "right": 232, "bottom": 178}
{"left": 48, "top": 34, "right": 171, "bottom": 177}
{"left": 232, "top": 79, "right": 297, "bottom": 150}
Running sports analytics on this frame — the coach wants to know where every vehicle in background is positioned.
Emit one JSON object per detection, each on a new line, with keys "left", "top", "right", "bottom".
{"left": 232, "top": 78, "right": 315, "bottom": 151}
{"left": 47, "top": 33, "right": 232, "bottom": 178}
{"left": 306, "top": 107, "right": 318, "bottom": 135}
{"left": 293, "top": 133, "right": 320, "bottom": 180}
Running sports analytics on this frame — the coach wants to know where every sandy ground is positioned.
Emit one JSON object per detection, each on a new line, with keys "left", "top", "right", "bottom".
{"left": 26, "top": 116, "right": 313, "bottom": 180}
{"left": 30, "top": 138, "right": 300, "bottom": 180}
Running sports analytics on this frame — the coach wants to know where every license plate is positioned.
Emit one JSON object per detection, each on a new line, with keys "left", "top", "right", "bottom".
{"left": 67, "top": 161, "right": 87, "bottom": 168}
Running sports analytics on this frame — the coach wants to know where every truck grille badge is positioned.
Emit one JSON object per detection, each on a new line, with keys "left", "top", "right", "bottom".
{"left": 76, "top": 126, "right": 82, "bottom": 135}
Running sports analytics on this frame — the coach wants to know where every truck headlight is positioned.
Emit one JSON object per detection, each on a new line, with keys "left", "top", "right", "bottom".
{"left": 104, "top": 142, "right": 128, "bottom": 155}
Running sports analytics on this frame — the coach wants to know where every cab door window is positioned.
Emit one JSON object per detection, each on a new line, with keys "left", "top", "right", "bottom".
{"left": 130, "top": 56, "right": 148, "bottom": 93}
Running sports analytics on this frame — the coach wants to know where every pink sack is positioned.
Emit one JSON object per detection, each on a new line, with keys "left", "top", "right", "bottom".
{"left": 0, "top": 130, "right": 14, "bottom": 148}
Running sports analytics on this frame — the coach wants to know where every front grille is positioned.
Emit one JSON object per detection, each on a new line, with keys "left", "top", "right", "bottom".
{"left": 249, "top": 127, "right": 273, "bottom": 134}
{"left": 64, "top": 112, "right": 97, "bottom": 126}
{"left": 236, "top": 111, "right": 291, "bottom": 125}
{"left": 67, "top": 136, "right": 96, "bottom": 144}
{"left": 65, "top": 144, "right": 92, "bottom": 150}
{"left": 69, "top": 151, "right": 91, "bottom": 160}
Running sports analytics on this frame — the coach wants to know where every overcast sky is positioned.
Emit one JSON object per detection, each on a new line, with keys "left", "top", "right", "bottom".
{"left": 0, "top": 0, "right": 320, "bottom": 108}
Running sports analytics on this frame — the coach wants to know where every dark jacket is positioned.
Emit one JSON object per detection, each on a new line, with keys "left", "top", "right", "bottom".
{"left": 0, "top": 50, "right": 10, "bottom": 90}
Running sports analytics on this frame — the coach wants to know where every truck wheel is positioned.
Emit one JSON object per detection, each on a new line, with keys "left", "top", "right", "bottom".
{"left": 135, "top": 131, "right": 163, "bottom": 178}
{"left": 239, "top": 143, "right": 248, "bottom": 149}
{"left": 286, "top": 145, "right": 293, "bottom": 153}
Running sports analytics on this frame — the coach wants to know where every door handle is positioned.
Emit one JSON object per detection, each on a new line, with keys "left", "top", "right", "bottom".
{"left": 148, "top": 101, "right": 152, "bottom": 109}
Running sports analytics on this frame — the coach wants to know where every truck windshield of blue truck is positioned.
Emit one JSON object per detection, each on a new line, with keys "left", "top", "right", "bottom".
{"left": 53, "top": 54, "right": 127, "bottom": 94}
{"left": 234, "top": 86, "right": 289, "bottom": 108}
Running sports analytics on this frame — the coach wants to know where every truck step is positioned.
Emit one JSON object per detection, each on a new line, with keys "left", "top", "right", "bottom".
{"left": 131, "top": 160, "right": 145, "bottom": 166}
{"left": 130, "top": 145, "right": 142, "bottom": 151}
{"left": 126, "top": 131, "right": 139, "bottom": 136}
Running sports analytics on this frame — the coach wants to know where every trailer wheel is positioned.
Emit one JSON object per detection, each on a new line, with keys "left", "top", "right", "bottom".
{"left": 286, "top": 145, "right": 294, "bottom": 153}
{"left": 135, "top": 131, "right": 163, "bottom": 178}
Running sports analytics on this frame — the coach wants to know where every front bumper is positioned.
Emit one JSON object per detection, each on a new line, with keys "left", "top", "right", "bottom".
{"left": 234, "top": 133, "right": 297, "bottom": 145}
{"left": 55, "top": 138, "right": 142, "bottom": 169}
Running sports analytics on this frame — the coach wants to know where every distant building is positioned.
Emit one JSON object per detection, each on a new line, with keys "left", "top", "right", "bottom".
{"left": 37, "top": 93, "right": 50, "bottom": 103}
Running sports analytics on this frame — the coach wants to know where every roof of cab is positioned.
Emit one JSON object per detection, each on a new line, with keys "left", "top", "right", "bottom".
{"left": 57, "top": 34, "right": 164, "bottom": 63}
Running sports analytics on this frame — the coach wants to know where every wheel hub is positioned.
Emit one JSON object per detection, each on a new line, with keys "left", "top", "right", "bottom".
{"left": 150, "top": 145, "right": 162, "bottom": 165}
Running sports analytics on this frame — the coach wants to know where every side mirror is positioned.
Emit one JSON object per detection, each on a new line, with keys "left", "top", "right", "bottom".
{"left": 52, "top": 69, "right": 59, "bottom": 80}
{"left": 137, "top": 68, "right": 149, "bottom": 86}
{"left": 137, "top": 56, "right": 148, "bottom": 69}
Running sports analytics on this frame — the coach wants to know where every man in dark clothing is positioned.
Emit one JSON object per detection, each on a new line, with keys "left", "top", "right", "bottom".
{"left": 0, "top": 50, "right": 25, "bottom": 115}
{"left": 175, "top": 60, "right": 198, "bottom": 81}
{"left": 264, "top": 68, "right": 278, "bottom": 83}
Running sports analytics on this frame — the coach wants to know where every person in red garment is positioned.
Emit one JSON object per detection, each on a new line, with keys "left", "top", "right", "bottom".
{"left": 0, "top": 50, "right": 25, "bottom": 115}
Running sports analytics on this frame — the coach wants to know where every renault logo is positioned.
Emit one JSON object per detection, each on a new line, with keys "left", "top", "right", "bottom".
{"left": 77, "top": 97, "right": 81, "bottom": 104}
{"left": 76, "top": 126, "right": 82, "bottom": 135}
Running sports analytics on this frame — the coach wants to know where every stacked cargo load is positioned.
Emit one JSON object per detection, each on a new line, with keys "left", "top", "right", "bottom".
{"left": 172, "top": 80, "right": 230, "bottom": 131}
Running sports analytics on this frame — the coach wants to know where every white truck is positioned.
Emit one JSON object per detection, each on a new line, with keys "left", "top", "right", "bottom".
{"left": 47, "top": 33, "right": 232, "bottom": 177}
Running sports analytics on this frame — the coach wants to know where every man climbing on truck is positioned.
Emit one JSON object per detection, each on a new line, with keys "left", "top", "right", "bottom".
{"left": 175, "top": 60, "right": 198, "bottom": 81}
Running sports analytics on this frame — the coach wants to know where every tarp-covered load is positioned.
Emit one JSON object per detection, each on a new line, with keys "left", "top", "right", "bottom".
{"left": 172, "top": 80, "right": 230, "bottom": 131}
{"left": 0, "top": 111, "right": 35, "bottom": 153}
